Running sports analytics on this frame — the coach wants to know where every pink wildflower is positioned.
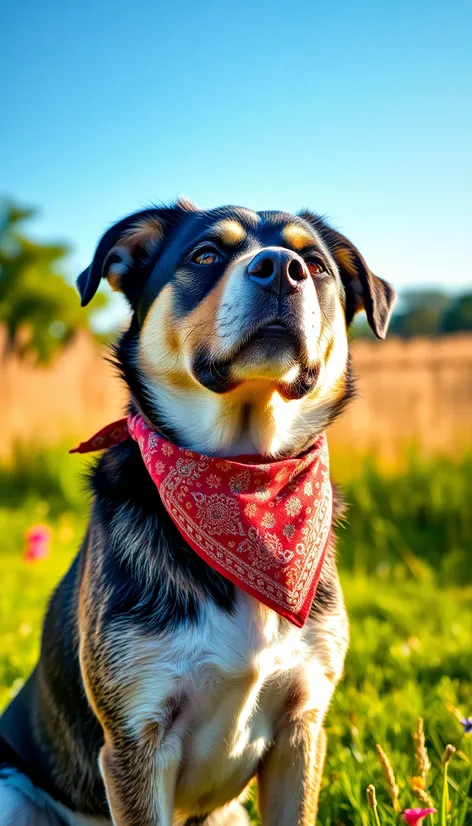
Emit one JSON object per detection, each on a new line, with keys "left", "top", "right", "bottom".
{"left": 24, "top": 524, "right": 52, "bottom": 562}
{"left": 403, "top": 807, "right": 437, "bottom": 825}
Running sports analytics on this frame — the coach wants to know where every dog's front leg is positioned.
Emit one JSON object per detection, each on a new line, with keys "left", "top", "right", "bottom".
{"left": 257, "top": 713, "right": 327, "bottom": 826}
{"left": 99, "top": 727, "right": 181, "bottom": 826}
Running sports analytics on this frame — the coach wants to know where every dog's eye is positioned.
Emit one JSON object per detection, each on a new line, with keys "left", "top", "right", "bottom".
{"left": 305, "top": 257, "right": 327, "bottom": 277}
{"left": 192, "top": 247, "right": 223, "bottom": 266}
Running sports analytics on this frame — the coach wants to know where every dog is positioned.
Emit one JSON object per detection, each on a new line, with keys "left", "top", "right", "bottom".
{"left": 0, "top": 199, "right": 395, "bottom": 826}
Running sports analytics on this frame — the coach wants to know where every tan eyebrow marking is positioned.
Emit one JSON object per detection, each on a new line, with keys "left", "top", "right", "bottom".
{"left": 212, "top": 219, "right": 246, "bottom": 245}
{"left": 281, "top": 224, "right": 316, "bottom": 251}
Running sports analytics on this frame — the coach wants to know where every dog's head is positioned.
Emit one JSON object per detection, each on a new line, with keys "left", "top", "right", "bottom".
{"left": 78, "top": 201, "right": 395, "bottom": 457}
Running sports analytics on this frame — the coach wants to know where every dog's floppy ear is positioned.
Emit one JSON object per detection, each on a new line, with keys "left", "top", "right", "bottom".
{"left": 77, "top": 206, "right": 182, "bottom": 307}
{"left": 299, "top": 212, "right": 396, "bottom": 339}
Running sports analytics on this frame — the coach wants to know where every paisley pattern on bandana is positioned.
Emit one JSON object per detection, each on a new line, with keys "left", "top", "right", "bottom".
{"left": 128, "top": 414, "right": 332, "bottom": 627}
{"left": 71, "top": 413, "right": 332, "bottom": 627}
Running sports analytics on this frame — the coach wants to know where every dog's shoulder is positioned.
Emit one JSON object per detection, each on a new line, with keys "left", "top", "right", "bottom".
{"left": 85, "top": 440, "right": 238, "bottom": 632}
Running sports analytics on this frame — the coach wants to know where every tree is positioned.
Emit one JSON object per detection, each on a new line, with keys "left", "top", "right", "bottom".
{"left": 388, "top": 289, "right": 450, "bottom": 338}
{"left": 0, "top": 199, "right": 106, "bottom": 363}
{"left": 441, "top": 293, "right": 472, "bottom": 333}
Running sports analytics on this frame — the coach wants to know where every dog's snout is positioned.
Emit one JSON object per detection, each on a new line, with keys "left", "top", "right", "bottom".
{"left": 246, "top": 248, "right": 308, "bottom": 296}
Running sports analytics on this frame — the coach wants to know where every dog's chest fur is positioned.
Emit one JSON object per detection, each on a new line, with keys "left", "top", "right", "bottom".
{"left": 78, "top": 441, "right": 348, "bottom": 819}
{"left": 109, "top": 590, "right": 340, "bottom": 818}
{"left": 0, "top": 442, "right": 347, "bottom": 821}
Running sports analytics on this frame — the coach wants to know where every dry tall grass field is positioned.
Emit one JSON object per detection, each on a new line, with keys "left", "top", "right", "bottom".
{"left": 1, "top": 326, "right": 471, "bottom": 461}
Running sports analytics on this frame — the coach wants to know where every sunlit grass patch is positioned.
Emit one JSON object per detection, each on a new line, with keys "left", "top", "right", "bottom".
{"left": 0, "top": 446, "right": 471, "bottom": 823}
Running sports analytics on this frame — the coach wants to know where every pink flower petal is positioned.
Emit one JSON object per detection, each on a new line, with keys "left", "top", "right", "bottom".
{"left": 403, "top": 808, "right": 437, "bottom": 825}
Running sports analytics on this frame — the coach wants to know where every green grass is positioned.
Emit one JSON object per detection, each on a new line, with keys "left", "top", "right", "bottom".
{"left": 1, "top": 448, "right": 471, "bottom": 824}
{"left": 339, "top": 452, "right": 472, "bottom": 586}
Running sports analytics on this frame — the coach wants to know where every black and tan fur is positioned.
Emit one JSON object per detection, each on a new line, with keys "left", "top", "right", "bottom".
{"left": 0, "top": 200, "right": 395, "bottom": 826}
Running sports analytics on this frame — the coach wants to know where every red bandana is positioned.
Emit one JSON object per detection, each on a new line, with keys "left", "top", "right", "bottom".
{"left": 71, "top": 414, "right": 332, "bottom": 627}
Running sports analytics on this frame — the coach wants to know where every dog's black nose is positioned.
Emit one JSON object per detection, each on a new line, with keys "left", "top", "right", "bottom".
{"left": 246, "top": 248, "right": 308, "bottom": 296}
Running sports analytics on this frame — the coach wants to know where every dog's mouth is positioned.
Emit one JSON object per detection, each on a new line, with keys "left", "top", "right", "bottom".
{"left": 261, "top": 321, "right": 288, "bottom": 331}
{"left": 192, "top": 318, "right": 320, "bottom": 399}
{"left": 242, "top": 319, "right": 301, "bottom": 349}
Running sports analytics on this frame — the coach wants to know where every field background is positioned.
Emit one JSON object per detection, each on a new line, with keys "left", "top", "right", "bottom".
{"left": 1, "top": 330, "right": 472, "bottom": 825}
{"left": 2, "top": 328, "right": 472, "bottom": 463}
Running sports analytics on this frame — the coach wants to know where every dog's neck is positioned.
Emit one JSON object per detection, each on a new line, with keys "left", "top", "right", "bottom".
{"left": 130, "top": 383, "right": 334, "bottom": 461}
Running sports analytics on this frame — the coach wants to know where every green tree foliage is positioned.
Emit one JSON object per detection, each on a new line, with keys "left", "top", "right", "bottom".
{"left": 441, "top": 292, "right": 472, "bottom": 334}
{"left": 388, "top": 290, "right": 451, "bottom": 338}
{"left": 353, "top": 288, "right": 472, "bottom": 339}
{"left": 0, "top": 200, "right": 106, "bottom": 363}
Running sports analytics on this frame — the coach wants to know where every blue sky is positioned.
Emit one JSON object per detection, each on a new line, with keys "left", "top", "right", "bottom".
{"left": 2, "top": 0, "right": 471, "bottom": 323}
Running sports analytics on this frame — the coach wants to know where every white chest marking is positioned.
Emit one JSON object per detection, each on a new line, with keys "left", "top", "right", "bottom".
{"left": 112, "top": 591, "right": 342, "bottom": 817}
